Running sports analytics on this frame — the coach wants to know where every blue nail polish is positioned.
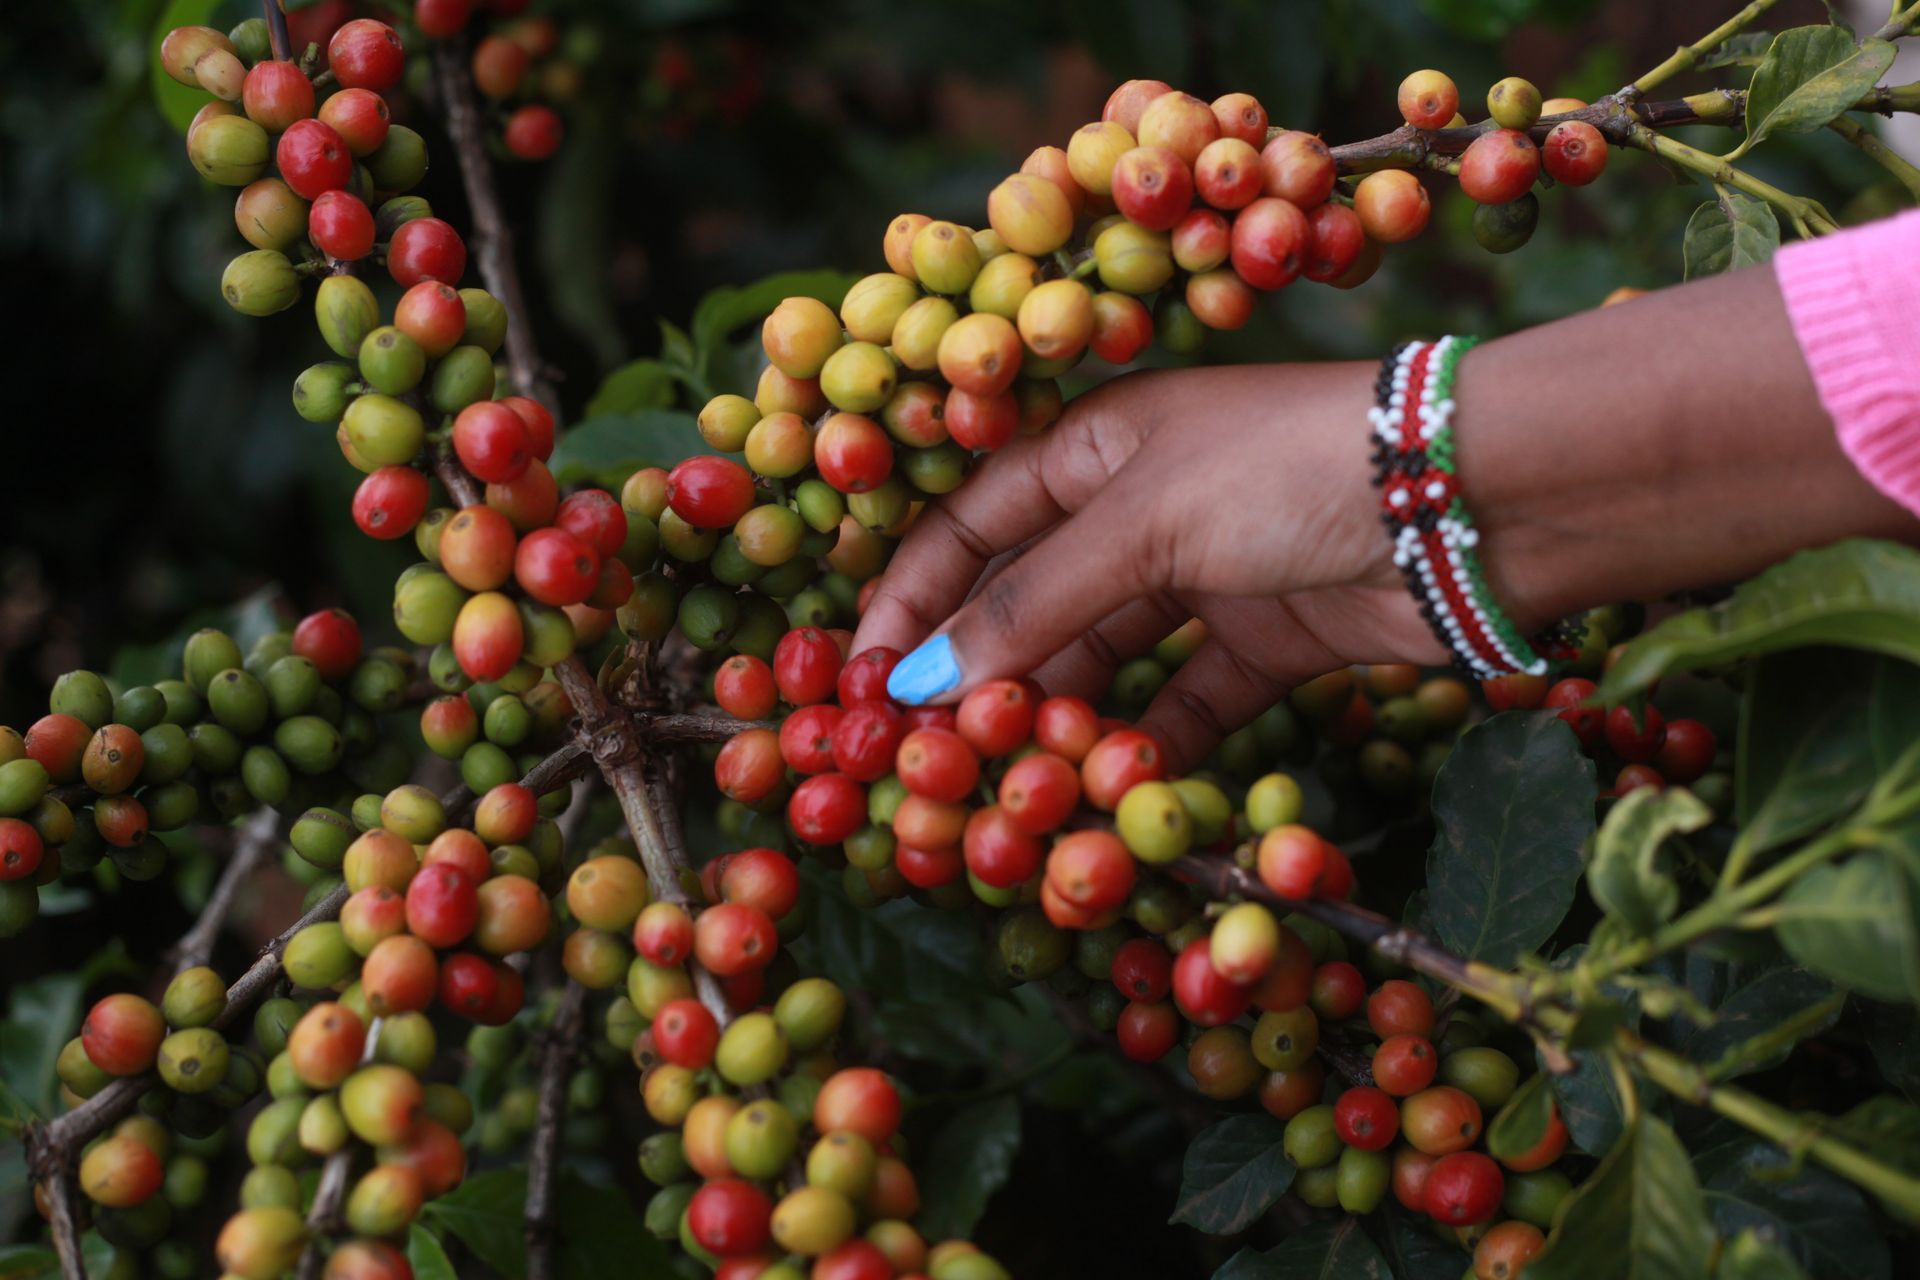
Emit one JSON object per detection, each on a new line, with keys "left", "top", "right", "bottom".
{"left": 887, "top": 635, "right": 961, "bottom": 705}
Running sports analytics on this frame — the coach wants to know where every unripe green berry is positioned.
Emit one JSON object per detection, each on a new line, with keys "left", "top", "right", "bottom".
{"left": 341, "top": 394, "right": 425, "bottom": 469}
{"left": 366, "top": 125, "right": 428, "bottom": 193}
{"left": 292, "top": 362, "right": 355, "bottom": 423}
{"left": 726, "top": 1097, "right": 800, "bottom": 1179}
{"left": 429, "top": 344, "right": 497, "bottom": 413}
{"left": 1472, "top": 192, "right": 1539, "bottom": 254}
{"left": 157, "top": 1028, "right": 229, "bottom": 1094}
{"left": 357, "top": 325, "right": 427, "bottom": 394}
{"left": 840, "top": 273, "right": 919, "bottom": 345}
{"left": 458, "top": 288, "right": 508, "bottom": 352}
{"left": 910, "top": 221, "right": 983, "bottom": 295}
{"left": 189, "top": 114, "right": 269, "bottom": 185}
{"left": 1488, "top": 76, "right": 1543, "bottom": 130}
{"left": 819, "top": 342, "right": 897, "bottom": 414}
{"left": 316, "top": 275, "right": 381, "bottom": 359}
{"left": 163, "top": 967, "right": 228, "bottom": 1029}
{"left": 51, "top": 670, "right": 115, "bottom": 729}
{"left": 221, "top": 250, "right": 299, "bottom": 316}
{"left": 715, "top": 1011, "right": 788, "bottom": 1086}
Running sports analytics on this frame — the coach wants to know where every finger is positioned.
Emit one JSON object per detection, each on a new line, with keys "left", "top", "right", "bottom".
{"left": 885, "top": 478, "right": 1167, "bottom": 705}
{"left": 1137, "top": 636, "right": 1311, "bottom": 774}
{"left": 1029, "top": 592, "right": 1188, "bottom": 702}
{"left": 853, "top": 387, "right": 1142, "bottom": 657}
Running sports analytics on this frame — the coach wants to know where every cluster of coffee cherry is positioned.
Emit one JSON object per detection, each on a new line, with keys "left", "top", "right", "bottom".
{"left": 414, "top": 2, "right": 569, "bottom": 161}
{"left": 0, "top": 610, "right": 423, "bottom": 937}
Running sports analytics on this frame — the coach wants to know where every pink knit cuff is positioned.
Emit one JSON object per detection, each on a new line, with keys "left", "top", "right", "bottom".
{"left": 1775, "top": 208, "right": 1920, "bottom": 516}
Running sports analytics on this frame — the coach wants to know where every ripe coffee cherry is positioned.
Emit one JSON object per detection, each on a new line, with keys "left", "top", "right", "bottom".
{"left": 781, "top": 704, "right": 843, "bottom": 775}
{"left": 1459, "top": 129, "right": 1540, "bottom": 204}
{"left": 436, "top": 952, "right": 499, "bottom": 1019}
{"left": 998, "top": 751, "right": 1080, "bottom": 835}
{"left": 471, "top": 34, "right": 530, "bottom": 98}
{"left": 1309, "top": 960, "right": 1366, "bottom": 1021}
{"left": 1171, "top": 208, "right": 1230, "bottom": 274}
{"left": 1657, "top": 718, "right": 1717, "bottom": 782}
{"left": 394, "top": 282, "right": 466, "bottom": 358}
{"left": 1229, "top": 197, "right": 1309, "bottom": 290}
{"left": 1210, "top": 92, "right": 1268, "bottom": 145}
{"left": 329, "top": 19, "right": 405, "bottom": 91}
{"left": 896, "top": 728, "right": 980, "bottom": 803}
{"left": 352, "top": 466, "right": 428, "bottom": 539}
{"left": 1088, "top": 290, "right": 1153, "bottom": 364}
{"left": 716, "top": 728, "right": 783, "bottom": 803}
{"left": 362, "top": 933, "right": 437, "bottom": 1014}
{"left": 1103, "top": 78, "right": 1174, "bottom": 133}
{"left": 439, "top": 504, "right": 516, "bottom": 591}
{"left": 938, "top": 313, "right": 1023, "bottom": 397}
{"left": 1257, "top": 824, "right": 1328, "bottom": 898}
{"left": 715, "top": 654, "right": 777, "bottom": 721}
{"left": 1544, "top": 676, "right": 1603, "bottom": 747}
{"left": 514, "top": 527, "right": 599, "bottom": 606}
{"left": 242, "top": 61, "right": 314, "bottom": 132}
{"left": 961, "top": 805, "right": 1042, "bottom": 887}
{"left": 1303, "top": 202, "right": 1365, "bottom": 282}
{"left": 695, "top": 901, "right": 778, "bottom": 975}
{"left": 289, "top": 1002, "right": 366, "bottom": 1088}
{"left": 1116, "top": 999, "right": 1180, "bottom": 1061}
{"left": 1482, "top": 672, "right": 1549, "bottom": 711}
{"left": 1374, "top": 1034, "right": 1439, "bottom": 1096}
{"left": 814, "top": 1067, "right": 902, "bottom": 1145}
{"left": 668, "top": 456, "right": 755, "bottom": 528}
{"left": 500, "top": 396, "right": 556, "bottom": 460}
{"left": 1033, "top": 695, "right": 1100, "bottom": 761}
{"left": 835, "top": 647, "right": 899, "bottom": 706}
{"left": 1173, "top": 937, "right": 1252, "bottom": 1026}
{"left": 1260, "top": 132, "right": 1335, "bottom": 209}
{"left": 1543, "top": 120, "right": 1608, "bottom": 185}
{"left": 721, "top": 849, "right": 801, "bottom": 920}
{"left": 788, "top": 773, "right": 866, "bottom": 845}
{"left": 1194, "top": 136, "right": 1263, "bottom": 209}
{"left": 653, "top": 998, "right": 721, "bottom": 1069}
{"left": 415, "top": 0, "right": 474, "bottom": 38}
{"left": 452, "top": 592, "right": 524, "bottom": 681}
{"left": 82, "top": 994, "right": 165, "bottom": 1076}
{"left": 276, "top": 118, "right": 353, "bottom": 199}
{"left": 1502, "top": 1104, "right": 1569, "bottom": 1172}
{"left": 1081, "top": 728, "right": 1164, "bottom": 810}
{"left": 1354, "top": 169, "right": 1430, "bottom": 242}
{"left": 1424, "top": 1151, "right": 1504, "bottom": 1225}
{"left": 389, "top": 217, "right": 468, "bottom": 287}
{"left": 955, "top": 680, "right": 1035, "bottom": 758}
{"left": 773, "top": 627, "right": 843, "bottom": 706}
{"left": 1606, "top": 703, "right": 1666, "bottom": 761}
{"left": 404, "top": 861, "right": 478, "bottom": 948}
{"left": 1111, "top": 938, "right": 1174, "bottom": 1002}
{"left": 1111, "top": 147, "right": 1194, "bottom": 231}
{"left": 1137, "top": 91, "right": 1220, "bottom": 165}
{"left": 1334, "top": 1086, "right": 1401, "bottom": 1151}
{"left": 318, "top": 87, "right": 391, "bottom": 156}
{"left": 944, "top": 386, "right": 1019, "bottom": 452}
{"left": 0, "top": 818, "right": 44, "bottom": 880}
{"left": 1397, "top": 69, "right": 1460, "bottom": 129}
{"left": 815, "top": 413, "right": 894, "bottom": 494}
{"left": 1475, "top": 1220, "right": 1546, "bottom": 1280}
{"left": 504, "top": 104, "right": 564, "bottom": 160}
{"left": 80, "top": 1133, "right": 163, "bottom": 1207}
{"left": 688, "top": 1178, "right": 774, "bottom": 1258}
{"left": 1368, "top": 979, "right": 1435, "bottom": 1038}
{"left": 1402, "top": 1085, "right": 1485, "bottom": 1155}
{"left": 833, "top": 704, "right": 904, "bottom": 782}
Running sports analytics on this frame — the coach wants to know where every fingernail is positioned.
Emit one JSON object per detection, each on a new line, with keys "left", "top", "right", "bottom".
{"left": 887, "top": 635, "right": 961, "bottom": 705}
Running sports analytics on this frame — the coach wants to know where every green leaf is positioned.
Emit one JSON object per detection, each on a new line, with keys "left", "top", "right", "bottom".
{"left": 149, "top": 0, "right": 221, "bottom": 135}
{"left": 1588, "top": 788, "right": 1714, "bottom": 936}
{"left": 1527, "top": 1116, "right": 1714, "bottom": 1280}
{"left": 1826, "top": 1095, "right": 1920, "bottom": 1224}
{"left": 1698, "top": 33, "right": 1777, "bottom": 70}
{"left": 1683, "top": 194, "right": 1780, "bottom": 280}
{"left": 1716, "top": 1231, "right": 1811, "bottom": 1280}
{"left": 1379, "top": 1205, "right": 1467, "bottom": 1280}
{"left": 556, "top": 1174, "right": 674, "bottom": 1279}
{"left": 1, "top": 973, "right": 85, "bottom": 1119}
{"left": 544, "top": 411, "right": 712, "bottom": 490}
{"left": 1550, "top": 1047, "right": 1627, "bottom": 1157}
{"left": 421, "top": 1167, "right": 528, "bottom": 1280}
{"left": 1773, "top": 847, "right": 1920, "bottom": 1002}
{"left": 1868, "top": 660, "right": 1920, "bottom": 776}
{"left": 917, "top": 1096, "right": 1021, "bottom": 1240}
{"left": 0, "top": 1245, "right": 60, "bottom": 1279}
{"left": 796, "top": 863, "right": 992, "bottom": 1004}
{"left": 1598, "top": 541, "right": 1920, "bottom": 702}
{"left": 1697, "top": 1134, "right": 1887, "bottom": 1280}
{"left": 1487, "top": 1072, "right": 1556, "bottom": 1164}
{"left": 1743, "top": 27, "right": 1896, "bottom": 152}
{"left": 1866, "top": 1005, "right": 1920, "bottom": 1102}
{"left": 536, "top": 102, "right": 623, "bottom": 371}
{"left": 1257, "top": 1217, "right": 1391, "bottom": 1277}
{"left": 585, "top": 359, "right": 678, "bottom": 419}
{"left": 1168, "top": 1114, "right": 1293, "bottom": 1235}
{"left": 1736, "top": 650, "right": 1886, "bottom": 857}
{"left": 407, "top": 1227, "right": 457, "bottom": 1280}
{"left": 1425, "top": 712, "right": 1597, "bottom": 967}
{"left": 1675, "top": 964, "right": 1839, "bottom": 1080}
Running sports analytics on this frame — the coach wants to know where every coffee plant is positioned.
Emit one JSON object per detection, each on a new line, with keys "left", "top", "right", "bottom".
{"left": 6, "top": 2, "right": 1920, "bottom": 1278}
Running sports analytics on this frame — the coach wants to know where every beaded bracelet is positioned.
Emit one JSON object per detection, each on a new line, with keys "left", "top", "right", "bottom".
{"left": 1368, "top": 337, "right": 1578, "bottom": 679}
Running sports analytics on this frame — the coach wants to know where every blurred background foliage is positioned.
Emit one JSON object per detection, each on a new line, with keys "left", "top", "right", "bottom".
{"left": 0, "top": 3, "right": 1911, "bottom": 1267}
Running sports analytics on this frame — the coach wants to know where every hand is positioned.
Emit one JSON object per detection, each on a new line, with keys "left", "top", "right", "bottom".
{"left": 853, "top": 361, "right": 1446, "bottom": 771}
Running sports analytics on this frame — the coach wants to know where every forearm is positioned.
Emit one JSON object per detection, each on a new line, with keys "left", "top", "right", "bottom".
{"left": 1459, "top": 264, "right": 1919, "bottom": 633}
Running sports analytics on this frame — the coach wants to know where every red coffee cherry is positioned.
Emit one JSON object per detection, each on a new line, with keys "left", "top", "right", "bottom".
{"left": 404, "top": 861, "right": 479, "bottom": 949}
{"left": 1172, "top": 937, "right": 1252, "bottom": 1027}
{"left": 836, "top": 647, "right": 900, "bottom": 705}
{"left": 328, "top": 19, "right": 405, "bottom": 92}
{"left": 895, "top": 727, "right": 981, "bottom": 803}
{"left": 1392, "top": 1145, "right": 1438, "bottom": 1211}
{"left": 352, "top": 466, "right": 429, "bottom": 539}
{"left": 423, "top": 830, "right": 491, "bottom": 885}
{"left": 653, "top": 997, "right": 721, "bottom": 1069}
{"left": 81, "top": 994, "right": 166, "bottom": 1076}
{"left": 79, "top": 1133, "right": 164, "bottom": 1208}
{"left": 362, "top": 933, "right": 437, "bottom": 1015}
{"left": 813, "top": 1067, "right": 902, "bottom": 1145}
{"left": 1229, "top": 197, "right": 1309, "bottom": 290}
{"left": 997, "top": 751, "right": 1080, "bottom": 835}
{"left": 471, "top": 34, "right": 531, "bottom": 99}
{"left": 774, "top": 627, "right": 844, "bottom": 706}
{"left": 1081, "top": 728, "right": 1165, "bottom": 811}
{"left": 1613, "top": 763, "right": 1666, "bottom": 796}
{"left": 716, "top": 655, "right": 779, "bottom": 721}
{"left": 961, "top": 804, "right": 1043, "bottom": 888}
{"left": 1256, "top": 824, "right": 1328, "bottom": 899}
{"left": 1606, "top": 703, "right": 1666, "bottom": 762}
{"left": 715, "top": 728, "right": 783, "bottom": 804}
{"left": 500, "top": 396, "right": 556, "bottom": 460}
{"left": 1303, "top": 201, "right": 1365, "bottom": 282}
{"left": 437, "top": 952, "right": 500, "bottom": 1020}
{"left": 955, "top": 679, "right": 1036, "bottom": 758}
{"left": 276, "top": 118, "right": 353, "bottom": 200}
{"left": 1116, "top": 999, "right": 1181, "bottom": 1061}
{"left": 474, "top": 782, "right": 538, "bottom": 846}
{"left": 514, "top": 527, "right": 600, "bottom": 607}
{"left": 504, "top": 104, "right": 564, "bottom": 160}
{"left": 896, "top": 842, "right": 963, "bottom": 889}
{"left": 687, "top": 1178, "right": 774, "bottom": 1258}
{"left": 1501, "top": 1103, "right": 1570, "bottom": 1172}
{"left": 1309, "top": 961, "right": 1366, "bottom": 1021}
{"left": 1544, "top": 677, "right": 1603, "bottom": 747}
{"left": 814, "top": 413, "right": 894, "bottom": 494}
{"left": 1103, "top": 78, "right": 1174, "bottom": 133}
{"left": 944, "top": 387, "right": 1019, "bottom": 452}
{"left": 1458, "top": 129, "right": 1541, "bottom": 205}
{"left": 694, "top": 901, "right": 778, "bottom": 975}
{"left": 1542, "top": 120, "right": 1608, "bottom": 186}
{"left": 415, "top": 0, "right": 475, "bottom": 39}
{"left": 292, "top": 608, "right": 363, "bottom": 679}
{"left": 1353, "top": 169, "right": 1431, "bottom": 243}
{"left": 317, "top": 87, "right": 391, "bottom": 156}
{"left": 1195, "top": 137, "right": 1263, "bottom": 209}
{"left": 780, "top": 704, "right": 843, "bottom": 775}
{"left": 288, "top": 1002, "right": 366, "bottom": 1088}
{"left": 1111, "top": 146, "right": 1195, "bottom": 231}
{"left": 1423, "top": 1151, "right": 1504, "bottom": 1225}
{"left": 1402, "top": 1085, "right": 1485, "bottom": 1156}
{"left": 1396, "top": 69, "right": 1460, "bottom": 129}
{"left": 632, "top": 902, "right": 695, "bottom": 966}
{"left": 1089, "top": 291, "right": 1154, "bottom": 364}
{"left": 1259, "top": 131, "right": 1336, "bottom": 209}
{"left": 1250, "top": 928, "right": 1315, "bottom": 1012}
{"left": 720, "top": 848, "right": 801, "bottom": 919}
{"left": 555, "top": 489, "right": 626, "bottom": 559}
{"left": 388, "top": 217, "right": 467, "bottom": 287}
{"left": 1373, "top": 1034, "right": 1440, "bottom": 1096}
{"left": 1481, "top": 672, "right": 1549, "bottom": 711}
{"left": 1111, "top": 937, "right": 1174, "bottom": 1002}
{"left": 1033, "top": 696, "right": 1101, "bottom": 762}
{"left": 393, "top": 282, "right": 466, "bottom": 358}
{"left": 832, "top": 703, "right": 905, "bottom": 782}
{"left": 1045, "top": 830, "right": 1136, "bottom": 912}
{"left": 787, "top": 773, "right": 866, "bottom": 845}
{"left": 27, "top": 713, "right": 91, "bottom": 781}
{"left": 1367, "top": 979, "right": 1435, "bottom": 1039}
{"left": 1656, "top": 718, "right": 1717, "bottom": 783}
{"left": 1333, "top": 1085, "right": 1401, "bottom": 1151}
{"left": 309, "top": 190, "right": 374, "bottom": 260}
{"left": 0, "top": 818, "right": 45, "bottom": 881}
{"left": 242, "top": 60, "right": 315, "bottom": 132}
{"left": 667, "top": 455, "right": 755, "bottom": 529}
{"left": 452, "top": 402, "right": 533, "bottom": 484}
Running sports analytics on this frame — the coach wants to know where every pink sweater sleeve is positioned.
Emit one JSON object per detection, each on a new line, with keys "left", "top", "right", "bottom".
{"left": 1774, "top": 207, "right": 1920, "bottom": 515}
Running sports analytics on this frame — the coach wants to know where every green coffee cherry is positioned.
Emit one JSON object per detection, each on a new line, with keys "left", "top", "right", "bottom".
{"left": 715, "top": 1012, "right": 788, "bottom": 1086}
{"left": 290, "top": 807, "right": 354, "bottom": 869}
{"left": 458, "top": 288, "right": 507, "bottom": 352}
{"left": 221, "top": 250, "right": 300, "bottom": 316}
{"left": 113, "top": 686, "right": 166, "bottom": 734}
{"left": 380, "top": 784, "right": 444, "bottom": 842}
{"left": 996, "top": 907, "right": 1070, "bottom": 982}
{"left": 483, "top": 695, "right": 531, "bottom": 746}
{"left": 164, "top": 966, "right": 228, "bottom": 1028}
{"left": 316, "top": 275, "right": 380, "bottom": 359}
{"left": 366, "top": 125, "right": 428, "bottom": 192}
{"left": 638, "top": 1132, "right": 690, "bottom": 1185}
{"left": 275, "top": 716, "right": 343, "bottom": 776}
{"left": 51, "top": 670, "right": 114, "bottom": 729}
{"left": 247, "top": 1096, "right": 307, "bottom": 1166}
{"left": 429, "top": 345, "right": 496, "bottom": 413}
{"left": 644, "top": 1183, "right": 696, "bottom": 1241}
{"left": 848, "top": 480, "right": 910, "bottom": 533}
{"left": 112, "top": 837, "right": 169, "bottom": 881}
{"left": 0, "top": 880, "right": 38, "bottom": 936}
{"left": 1154, "top": 294, "right": 1205, "bottom": 355}
{"left": 677, "top": 584, "right": 741, "bottom": 651}
{"left": 182, "top": 629, "right": 243, "bottom": 694}
{"left": 1487, "top": 76, "right": 1543, "bottom": 129}
{"left": 1283, "top": 1103, "right": 1342, "bottom": 1168}
{"left": 710, "top": 535, "right": 765, "bottom": 587}
{"left": 394, "top": 572, "right": 466, "bottom": 645}
{"left": 375, "top": 196, "right": 432, "bottom": 240}
{"left": 518, "top": 602, "right": 574, "bottom": 668}
{"left": 241, "top": 1164, "right": 301, "bottom": 1210}
{"left": 341, "top": 394, "right": 425, "bottom": 468}
{"left": 725, "top": 1098, "right": 799, "bottom": 1178}
{"left": 240, "top": 745, "right": 290, "bottom": 806}
{"left": 358, "top": 326, "right": 427, "bottom": 395}
{"left": 460, "top": 742, "right": 516, "bottom": 794}
{"left": 144, "top": 782, "right": 200, "bottom": 831}
{"left": 57, "top": 1037, "right": 112, "bottom": 1098}
{"left": 263, "top": 656, "right": 319, "bottom": 719}
{"left": 730, "top": 593, "right": 789, "bottom": 662}
{"left": 153, "top": 680, "right": 202, "bottom": 725}
{"left": 188, "top": 115, "right": 269, "bottom": 185}
{"left": 283, "top": 922, "right": 355, "bottom": 989}
{"left": 1472, "top": 192, "right": 1539, "bottom": 255}
{"left": 158, "top": 1028, "right": 230, "bottom": 1094}
{"left": 299, "top": 1094, "right": 349, "bottom": 1156}
{"left": 374, "top": 1012, "right": 437, "bottom": 1074}
{"left": 0, "top": 758, "right": 46, "bottom": 817}
{"left": 422, "top": 1082, "right": 473, "bottom": 1135}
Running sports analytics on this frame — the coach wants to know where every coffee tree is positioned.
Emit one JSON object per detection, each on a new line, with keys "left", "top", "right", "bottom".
{"left": 7, "top": 1, "right": 1920, "bottom": 1277}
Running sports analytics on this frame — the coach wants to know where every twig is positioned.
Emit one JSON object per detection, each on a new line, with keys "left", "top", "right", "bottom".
{"left": 262, "top": 0, "right": 290, "bottom": 63}
{"left": 434, "top": 446, "right": 482, "bottom": 510}
{"left": 1625, "top": 124, "right": 1839, "bottom": 235}
{"left": 635, "top": 710, "right": 777, "bottom": 744}
{"left": 1878, "top": 2, "right": 1920, "bottom": 40}
{"left": 39, "top": 1168, "right": 86, "bottom": 1280}
{"left": 1828, "top": 114, "right": 1920, "bottom": 199}
{"left": 1625, "top": 0, "right": 1783, "bottom": 100}
{"left": 429, "top": 42, "right": 558, "bottom": 413}
{"left": 526, "top": 982, "right": 588, "bottom": 1280}
{"left": 166, "top": 809, "right": 279, "bottom": 973}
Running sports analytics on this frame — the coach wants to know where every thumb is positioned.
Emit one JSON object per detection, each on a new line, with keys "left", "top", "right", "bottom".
{"left": 886, "top": 485, "right": 1164, "bottom": 705}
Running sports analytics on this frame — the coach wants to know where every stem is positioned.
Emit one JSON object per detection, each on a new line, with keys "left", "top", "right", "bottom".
{"left": 262, "top": 0, "right": 290, "bottom": 63}
{"left": 1829, "top": 115, "right": 1920, "bottom": 198}
{"left": 1626, "top": 0, "right": 1783, "bottom": 100}
{"left": 1626, "top": 125, "right": 1839, "bottom": 235}
{"left": 526, "top": 982, "right": 587, "bottom": 1280}
{"left": 1705, "top": 990, "right": 1848, "bottom": 1082}
{"left": 166, "top": 809, "right": 279, "bottom": 973}
{"left": 434, "top": 445, "right": 482, "bottom": 509}
{"left": 1878, "top": 2, "right": 1920, "bottom": 39}
{"left": 429, "top": 42, "right": 557, "bottom": 413}
{"left": 40, "top": 1166, "right": 85, "bottom": 1280}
